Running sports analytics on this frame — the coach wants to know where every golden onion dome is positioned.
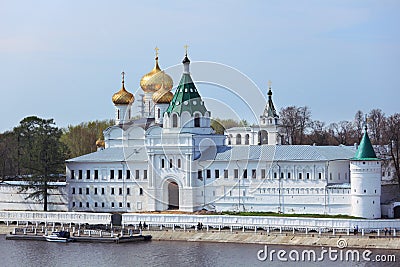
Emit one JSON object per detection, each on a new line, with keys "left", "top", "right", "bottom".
{"left": 152, "top": 84, "right": 174, "bottom": 104}
{"left": 140, "top": 56, "right": 173, "bottom": 93}
{"left": 112, "top": 72, "right": 134, "bottom": 105}
{"left": 95, "top": 138, "right": 105, "bottom": 147}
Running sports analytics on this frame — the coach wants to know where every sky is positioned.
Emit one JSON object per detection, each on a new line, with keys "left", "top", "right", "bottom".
{"left": 0, "top": 0, "right": 399, "bottom": 132}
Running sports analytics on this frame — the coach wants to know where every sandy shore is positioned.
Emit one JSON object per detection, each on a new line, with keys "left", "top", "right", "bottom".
{"left": 1, "top": 225, "right": 399, "bottom": 250}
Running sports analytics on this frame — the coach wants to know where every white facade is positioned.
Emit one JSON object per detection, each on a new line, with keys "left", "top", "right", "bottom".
{"left": 63, "top": 52, "right": 385, "bottom": 219}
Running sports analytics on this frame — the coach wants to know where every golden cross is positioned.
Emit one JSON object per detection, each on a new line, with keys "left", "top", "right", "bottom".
{"left": 184, "top": 44, "right": 189, "bottom": 55}
{"left": 121, "top": 71, "right": 125, "bottom": 83}
{"left": 154, "top": 46, "right": 159, "bottom": 57}
{"left": 268, "top": 80, "right": 272, "bottom": 88}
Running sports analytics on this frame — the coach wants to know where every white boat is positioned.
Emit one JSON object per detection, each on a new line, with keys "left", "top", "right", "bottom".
{"left": 44, "top": 231, "right": 74, "bottom": 243}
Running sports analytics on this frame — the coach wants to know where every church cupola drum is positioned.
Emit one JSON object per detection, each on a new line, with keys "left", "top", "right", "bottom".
{"left": 112, "top": 71, "right": 134, "bottom": 125}
{"left": 140, "top": 47, "right": 173, "bottom": 118}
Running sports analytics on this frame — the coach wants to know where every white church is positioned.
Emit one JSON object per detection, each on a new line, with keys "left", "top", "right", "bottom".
{"left": 65, "top": 50, "right": 383, "bottom": 219}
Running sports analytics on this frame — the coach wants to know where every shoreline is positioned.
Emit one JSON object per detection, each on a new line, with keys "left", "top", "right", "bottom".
{"left": 2, "top": 225, "right": 399, "bottom": 250}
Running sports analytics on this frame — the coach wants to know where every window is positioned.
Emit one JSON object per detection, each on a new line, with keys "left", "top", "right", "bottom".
{"left": 139, "top": 188, "right": 143, "bottom": 195}
{"left": 143, "top": 170, "right": 147, "bottom": 179}
{"left": 111, "top": 188, "right": 115, "bottom": 195}
{"left": 382, "top": 171, "right": 385, "bottom": 177}
{"left": 79, "top": 202, "right": 82, "bottom": 208}
{"left": 318, "top": 173, "right": 322, "bottom": 179}
{"left": 215, "top": 169, "right": 220, "bottom": 179}
{"left": 118, "top": 170, "right": 122, "bottom": 179}
{"left": 252, "top": 169, "right": 256, "bottom": 178}
{"left": 127, "top": 188, "right": 130, "bottom": 195}
{"left": 329, "top": 173, "right": 332, "bottom": 180}
{"left": 178, "top": 159, "right": 181, "bottom": 168}
{"left": 224, "top": 170, "right": 228, "bottom": 178}
{"left": 127, "top": 202, "right": 130, "bottom": 208}
{"left": 172, "top": 114, "right": 178, "bottom": 127}
{"left": 243, "top": 169, "right": 247, "bottom": 179}
{"left": 117, "top": 109, "right": 120, "bottom": 120}
{"left": 127, "top": 170, "right": 130, "bottom": 179}
{"left": 234, "top": 169, "right": 239, "bottom": 178}
{"left": 101, "top": 188, "right": 105, "bottom": 195}
{"left": 94, "top": 188, "right": 98, "bottom": 195}
{"left": 94, "top": 170, "right": 98, "bottom": 180}
{"left": 261, "top": 169, "right": 266, "bottom": 179}
{"left": 119, "top": 202, "right": 122, "bottom": 208}
{"left": 157, "top": 108, "right": 160, "bottom": 119}
{"left": 71, "top": 170, "right": 75, "bottom": 179}
{"left": 86, "top": 202, "right": 89, "bottom": 208}
{"left": 86, "top": 188, "right": 89, "bottom": 195}
{"left": 119, "top": 188, "right": 123, "bottom": 195}
{"left": 110, "top": 170, "right": 114, "bottom": 179}
{"left": 206, "top": 169, "right": 211, "bottom": 178}
{"left": 111, "top": 202, "right": 115, "bottom": 208}
{"left": 364, "top": 189, "right": 366, "bottom": 193}
{"left": 274, "top": 172, "right": 277, "bottom": 179}
{"left": 169, "top": 159, "right": 173, "bottom": 168}
{"left": 79, "top": 188, "right": 82, "bottom": 195}
{"left": 298, "top": 173, "right": 302, "bottom": 179}
{"left": 280, "top": 172, "right": 284, "bottom": 179}
{"left": 245, "top": 134, "right": 249, "bottom": 145}
{"left": 72, "top": 202, "right": 75, "bottom": 207}
{"left": 288, "top": 172, "right": 291, "bottom": 179}
{"left": 86, "top": 170, "right": 90, "bottom": 179}
{"left": 338, "top": 173, "right": 340, "bottom": 180}
{"left": 95, "top": 202, "right": 98, "bottom": 208}
{"left": 194, "top": 113, "right": 200, "bottom": 127}
{"left": 388, "top": 171, "right": 391, "bottom": 176}
{"left": 135, "top": 170, "right": 140, "bottom": 179}
{"left": 72, "top": 188, "right": 75, "bottom": 194}
{"left": 306, "top": 173, "right": 310, "bottom": 179}
{"left": 101, "top": 202, "right": 105, "bottom": 208}
{"left": 236, "top": 134, "right": 242, "bottom": 145}
{"left": 198, "top": 170, "right": 203, "bottom": 180}
{"left": 79, "top": 170, "right": 83, "bottom": 179}
{"left": 161, "top": 159, "right": 165, "bottom": 168}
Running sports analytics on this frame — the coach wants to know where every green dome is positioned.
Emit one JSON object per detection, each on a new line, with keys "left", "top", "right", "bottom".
{"left": 352, "top": 128, "right": 378, "bottom": 160}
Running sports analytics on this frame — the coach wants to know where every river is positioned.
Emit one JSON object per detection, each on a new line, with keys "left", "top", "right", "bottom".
{"left": 0, "top": 236, "right": 398, "bottom": 266}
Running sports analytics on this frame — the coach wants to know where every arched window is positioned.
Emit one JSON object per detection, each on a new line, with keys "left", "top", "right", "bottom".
{"left": 245, "top": 134, "right": 250, "bottom": 145}
{"left": 161, "top": 159, "right": 165, "bottom": 168}
{"left": 172, "top": 114, "right": 178, "bottom": 128}
{"left": 128, "top": 109, "right": 131, "bottom": 119}
{"left": 236, "top": 134, "right": 242, "bottom": 145}
{"left": 157, "top": 108, "right": 160, "bottom": 119}
{"left": 194, "top": 113, "right": 200, "bottom": 127}
{"left": 117, "top": 109, "right": 120, "bottom": 120}
{"left": 178, "top": 159, "right": 181, "bottom": 168}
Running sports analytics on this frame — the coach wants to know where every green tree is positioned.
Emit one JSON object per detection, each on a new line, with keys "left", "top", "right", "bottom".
{"left": 61, "top": 119, "right": 114, "bottom": 158}
{"left": 15, "top": 116, "right": 67, "bottom": 211}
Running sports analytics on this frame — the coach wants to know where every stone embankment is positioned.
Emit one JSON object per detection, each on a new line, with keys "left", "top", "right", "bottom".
{"left": 147, "top": 230, "right": 400, "bottom": 250}
{"left": 2, "top": 225, "right": 399, "bottom": 250}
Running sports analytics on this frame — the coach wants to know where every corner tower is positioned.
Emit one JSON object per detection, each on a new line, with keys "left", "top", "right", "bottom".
{"left": 350, "top": 125, "right": 381, "bottom": 219}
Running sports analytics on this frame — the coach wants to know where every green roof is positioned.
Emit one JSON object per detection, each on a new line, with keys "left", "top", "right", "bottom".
{"left": 165, "top": 73, "right": 207, "bottom": 116}
{"left": 352, "top": 129, "right": 378, "bottom": 160}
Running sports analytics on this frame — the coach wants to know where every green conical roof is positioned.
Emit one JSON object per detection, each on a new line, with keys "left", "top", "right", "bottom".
{"left": 352, "top": 127, "right": 378, "bottom": 160}
{"left": 165, "top": 72, "right": 207, "bottom": 116}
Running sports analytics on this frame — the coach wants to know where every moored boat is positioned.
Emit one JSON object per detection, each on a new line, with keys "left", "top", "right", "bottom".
{"left": 44, "top": 231, "right": 74, "bottom": 243}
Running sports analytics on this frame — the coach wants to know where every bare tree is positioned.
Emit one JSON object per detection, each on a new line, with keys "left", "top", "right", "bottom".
{"left": 382, "top": 113, "right": 400, "bottom": 190}
{"left": 279, "top": 106, "right": 311, "bottom": 144}
{"left": 368, "top": 109, "right": 385, "bottom": 145}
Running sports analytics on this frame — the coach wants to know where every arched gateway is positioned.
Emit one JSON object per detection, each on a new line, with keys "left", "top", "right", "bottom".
{"left": 167, "top": 180, "right": 179, "bottom": 210}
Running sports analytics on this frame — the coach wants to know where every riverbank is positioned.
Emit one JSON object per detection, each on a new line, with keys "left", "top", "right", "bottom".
{"left": 146, "top": 230, "right": 400, "bottom": 250}
{"left": 2, "top": 224, "right": 399, "bottom": 250}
